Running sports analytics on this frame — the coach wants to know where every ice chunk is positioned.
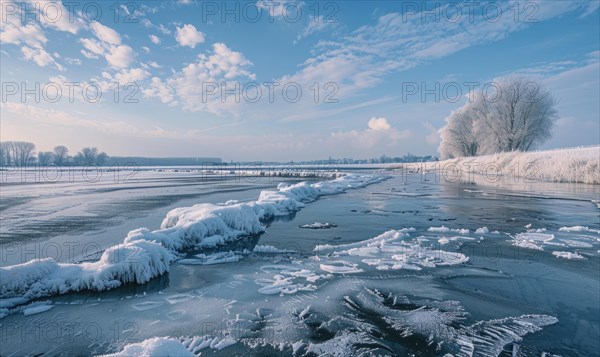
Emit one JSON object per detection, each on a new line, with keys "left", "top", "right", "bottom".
{"left": 559, "top": 226, "right": 600, "bottom": 234}
{"left": 512, "top": 232, "right": 555, "bottom": 251}
{"left": 320, "top": 261, "right": 363, "bottom": 274}
{"left": 22, "top": 304, "right": 53, "bottom": 316}
{"left": 99, "top": 337, "right": 194, "bottom": 357}
{"left": 317, "top": 230, "right": 469, "bottom": 272}
{"left": 428, "top": 226, "right": 470, "bottom": 234}
{"left": 560, "top": 239, "right": 594, "bottom": 248}
{"left": 552, "top": 251, "right": 585, "bottom": 260}
{"left": 299, "top": 222, "right": 338, "bottom": 229}
{"left": 475, "top": 227, "right": 489, "bottom": 234}
{"left": 253, "top": 245, "right": 296, "bottom": 254}
{"left": 132, "top": 301, "right": 164, "bottom": 311}
{"left": 0, "top": 240, "right": 171, "bottom": 309}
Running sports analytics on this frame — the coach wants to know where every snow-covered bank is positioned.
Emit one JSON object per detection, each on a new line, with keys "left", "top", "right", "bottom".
{"left": 402, "top": 146, "right": 600, "bottom": 184}
{"left": 0, "top": 174, "right": 387, "bottom": 309}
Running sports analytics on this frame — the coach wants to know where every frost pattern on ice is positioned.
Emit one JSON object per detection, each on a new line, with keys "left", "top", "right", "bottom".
{"left": 511, "top": 232, "right": 555, "bottom": 251}
{"left": 511, "top": 229, "right": 598, "bottom": 254}
{"left": 1, "top": 174, "right": 387, "bottom": 308}
{"left": 342, "top": 289, "right": 558, "bottom": 357}
{"left": 102, "top": 288, "right": 557, "bottom": 356}
{"left": 316, "top": 229, "right": 469, "bottom": 272}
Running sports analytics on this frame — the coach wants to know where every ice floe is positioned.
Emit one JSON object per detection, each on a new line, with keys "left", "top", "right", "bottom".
{"left": 552, "top": 251, "right": 585, "bottom": 260}
{"left": 299, "top": 222, "right": 338, "bottom": 229}
{"left": 427, "top": 226, "right": 470, "bottom": 234}
{"left": 559, "top": 225, "right": 600, "bottom": 234}
{"left": 99, "top": 337, "right": 194, "bottom": 357}
{"left": 316, "top": 230, "right": 469, "bottom": 272}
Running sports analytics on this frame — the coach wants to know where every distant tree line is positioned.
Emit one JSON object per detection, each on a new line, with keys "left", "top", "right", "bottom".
{"left": 0, "top": 142, "right": 108, "bottom": 167}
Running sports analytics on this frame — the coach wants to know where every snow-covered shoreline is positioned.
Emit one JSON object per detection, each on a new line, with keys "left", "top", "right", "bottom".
{"left": 395, "top": 146, "right": 600, "bottom": 185}
{"left": 0, "top": 174, "right": 388, "bottom": 310}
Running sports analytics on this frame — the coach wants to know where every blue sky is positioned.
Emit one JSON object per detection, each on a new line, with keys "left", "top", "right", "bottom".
{"left": 1, "top": 0, "right": 599, "bottom": 161}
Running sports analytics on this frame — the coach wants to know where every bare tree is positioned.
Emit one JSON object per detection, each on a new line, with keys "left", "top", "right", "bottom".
{"left": 439, "top": 76, "right": 558, "bottom": 159}
{"left": 76, "top": 147, "right": 109, "bottom": 166}
{"left": 53, "top": 145, "right": 69, "bottom": 166}
{"left": 0, "top": 142, "right": 10, "bottom": 166}
{"left": 37, "top": 151, "right": 55, "bottom": 166}
{"left": 96, "top": 152, "right": 109, "bottom": 166}
{"left": 3, "top": 141, "right": 36, "bottom": 166}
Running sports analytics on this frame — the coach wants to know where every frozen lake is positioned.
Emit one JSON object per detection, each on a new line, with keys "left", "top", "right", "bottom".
{"left": 1, "top": 169, "right": 599, "bottom": 356}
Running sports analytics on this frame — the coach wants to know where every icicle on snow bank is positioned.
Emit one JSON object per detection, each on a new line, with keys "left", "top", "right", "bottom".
{"left": 0, "top": 174, "right": 387, "bottom": 308}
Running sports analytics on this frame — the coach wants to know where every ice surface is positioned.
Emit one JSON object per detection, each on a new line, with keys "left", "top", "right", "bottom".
{"left": 1, "top": 174, "right": 386, "bottom": 308}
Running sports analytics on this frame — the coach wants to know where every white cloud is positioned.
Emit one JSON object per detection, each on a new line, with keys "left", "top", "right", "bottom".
{"left": 0, "top": 23, "right": 47, "bottom": 48}
{"left": 106, "top": 45, "right": 134, "bottom": 68}
{"left": 296, "top": 15, "right": 337, "bottom": 42}
{"left": 175, "top": 24, "right": 205, "bottom": 48}
{"left": 331, "top": 117, "right": 412, "bottom": 148}
{"left": 64, "top": 57, "right": 82, "bottom": 65}
{"left": 90, "top": 22, "right": 122, "bottom": 45}
{"left": 144, "top": 43, "right": 254, "bottom": 114}
{"left": 282, "top": 1, "right": 591, "bottom": 105}
{"left": 424, "top": 121, "right": 440, "bottom": 145}
{"left": 81, "top": 50, "right": 99, "bottom": 59}
{"left": 21, "top": 46, "right": 54, "bottom": 66}
{"left": 143, "top": 77, "right": 177, "bottom": 105}
{"left": 149, "top": 34, "right": 161, "bottom": 44}
{"left": 367, "top": 117, "right": 391, "bottom": 131}
{"left": 80, "top": 38, "right": 106, "bottom": 55}
{"left": 34, "top": 0, "right": 83, "bottom": 34}
{"left": 113, "top": 67, "right": 150, "bottom": 85}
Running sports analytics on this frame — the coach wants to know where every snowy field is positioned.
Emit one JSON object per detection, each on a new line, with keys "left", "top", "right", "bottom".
{"left": 0, "top": 168, "right": 599, "bottom": 356}
{"left": 406, "top": 146, "right": 600, "bottom": 185}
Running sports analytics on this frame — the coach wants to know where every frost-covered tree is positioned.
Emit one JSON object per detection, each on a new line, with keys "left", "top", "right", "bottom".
{"left": 438, "top": 94, "right": 487, "bottom": 158}
{"left": 439, "top": 77, "right": 558, "bottom": 159}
